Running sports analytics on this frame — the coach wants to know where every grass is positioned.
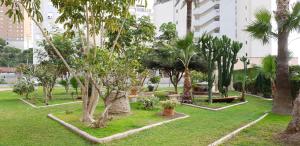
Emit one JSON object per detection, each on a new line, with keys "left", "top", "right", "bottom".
{"left": 54, "top": 103, "right": 171, "bottom": 138}
{"left": 0, "top": 86, "right": 289, "bottom": 146}
{"left": 222, "top": 113, "right": 291, "bottom": 146}
{"left": 22, "top": 87, "right": 80, "bottom": 106}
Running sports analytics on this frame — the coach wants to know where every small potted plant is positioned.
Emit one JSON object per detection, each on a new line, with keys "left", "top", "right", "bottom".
{"left": 148, "top": 76, "right": 161, "bottom": 92}
{"left": 160, "top": 99, "right": 179, "bottom": 116}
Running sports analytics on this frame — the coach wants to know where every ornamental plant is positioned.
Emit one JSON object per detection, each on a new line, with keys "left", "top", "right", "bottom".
{"left": 160, "top": 99, "right": 179, "bottom": 109}
{"left": 138, "top": 96, "right": 160, "bottom": 110}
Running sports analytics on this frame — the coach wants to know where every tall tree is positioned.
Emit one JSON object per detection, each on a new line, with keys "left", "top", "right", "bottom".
{"left": 175, "top": 0, "right": 195, "bottom": 33}
{"left": 177, "top": 33, "right": 196, "bottom": 103}
{"left": 246, "top": 1, "right": 300, "bottom": 114}
{"left": 1, "top": 0, "right": 139, "bottom": 124}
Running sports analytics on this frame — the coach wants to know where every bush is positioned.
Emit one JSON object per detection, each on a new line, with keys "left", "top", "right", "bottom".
{"left": 191, "top": 71, "right": 207, "bottom": 84}
{"left": 70, "top": 77, "right": 79, "bottom": 95}
{"left": 291, "top": 79, "right": 300, "bottom": 99}
{"left": 160, "top": 99, "right": 179, "bottom": 109}
{"left": 154, "top": 91, "right": 168, "bottom": 101}
{"left": 13, "top": 78, "right": 35, "bottom": 99}
{"left": 149, "top": 76, "right": 161, "bottom": 84}
{"left": 137, "top": 96, "right": 159, "bottom": 110}
{"left": 233, "top": 82, "right": 242, "bottom": 92}
{"left": 290, "top": 65, "right": 300, "bottom": 99}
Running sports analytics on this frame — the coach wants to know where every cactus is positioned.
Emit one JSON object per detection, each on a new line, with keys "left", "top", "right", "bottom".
{"left": 197, "top": 34, "right": 222, "bottom": 104}
{"left": 240, "top": 54, "right": 250, "bottom": 101}
{"left": 216, "top": 36, "right": 243, "bottom": 97}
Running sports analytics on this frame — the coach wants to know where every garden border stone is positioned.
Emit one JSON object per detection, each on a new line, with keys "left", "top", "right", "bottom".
{"left": 47, "top": 112, "right": 189, "bottom": 143}
{"left": 182, "top": 101, "right": 248, "bottom": 111}
{"left": 19, "top": 98, "right": 82, "bottom": 108}
{"left": 244, "top": 93, "right": 273, "bottom": 101}
{"left": 208, "top": 113, "right": 269, "bottom": 146}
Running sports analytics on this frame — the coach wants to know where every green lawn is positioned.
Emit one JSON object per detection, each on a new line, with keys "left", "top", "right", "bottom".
{"left": 0, "top": 87, "right": 289, "bottom": 146}
{"left": 54, "top": 103, "right": 174, "bottom": 138}
{"left": 22, "top": 87, "right": 80, "bottom": 106}
{"left": 222, "top": 113, "right": 291, "bottom": 146}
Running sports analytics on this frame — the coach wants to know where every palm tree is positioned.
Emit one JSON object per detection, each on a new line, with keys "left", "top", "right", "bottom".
{"left": 173, "top": 0, "right": 197, "bottom": 33}
{"left": 261, "top": 55, "right": 276, "bottom": 99}
{"left": 177, "top": 33, "right": 196, "bottom": 103}
{"left": 246, "top": 1, "right": 300, "bottom": 115}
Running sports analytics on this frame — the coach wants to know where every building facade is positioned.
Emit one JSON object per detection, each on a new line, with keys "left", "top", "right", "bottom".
{"left": 0, "top": 5, "right": 32, "bottom": 50}
{"left": 153, "top": 0, "right": 299, "bottom": 67}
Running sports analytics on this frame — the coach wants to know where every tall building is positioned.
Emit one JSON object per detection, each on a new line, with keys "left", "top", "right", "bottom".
{"left": 153, "top": 0, "right": 299, "bottom": 68}
{"left": 0, "top": 5, "right": 32, "bottom": 49}
{"left": 32, "top": 1, "right": 155, "bottom": 64}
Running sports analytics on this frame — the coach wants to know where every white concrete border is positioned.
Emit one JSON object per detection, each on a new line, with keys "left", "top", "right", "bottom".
{"left": 19, "top": 98, "right": 82, "bottom": 108}
{"left": 0, "top": 88, "right": 12, "bottom": 92}
{"left": 208, "top": 113, "right": 269, "bottom": 146}
{"left": 244, "top": 93, "right": 273, "bottom": 101}
{"left": 48, "top": 113, "right": 189, "bottom": 143}
{"left": 182, "top": 101, "right": 248, "bottom": 111}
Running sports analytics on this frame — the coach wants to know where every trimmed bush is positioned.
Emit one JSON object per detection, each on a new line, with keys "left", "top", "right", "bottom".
{"left": 137, "top": 96, "right": 160, "bottom": 110}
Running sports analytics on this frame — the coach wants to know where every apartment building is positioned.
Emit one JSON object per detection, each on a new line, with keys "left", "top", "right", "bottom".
{"left": 153, "top": 0, "right": 299, "bottom": 68}
{"left": 0, "top": 5, "right": 32, "bottom": 49}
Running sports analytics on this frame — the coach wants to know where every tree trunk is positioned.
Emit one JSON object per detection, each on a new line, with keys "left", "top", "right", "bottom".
{"left": 87, "top": 85, "right": 99, "bottom": 117}
{"left": 182, "top": 68, "right": 192, "bottom": 103}
{"left": 186, "top": 0, "right": 193, "bottom": 34}
{"left": 279, "top": 97, "right": 300, "bottom": 145}
{"left": 285, "top": 97, "right": 300, "bottom": 134}
{"left": 43, "top": 86, "right": 49, "bottom": 105}
{"left": 273, "top": 0, "right": 293, "bottom": 115}
{"left": 107, "top": 91, "right": 130, "bottom": 115}
{"left": 81, "top": 76, "right": 94, "bottom": 124}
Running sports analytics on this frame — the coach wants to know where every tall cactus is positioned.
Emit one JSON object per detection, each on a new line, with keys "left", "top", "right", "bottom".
{"left": 197, "top": 34, "right": 222, "bottom": 104}
{"left": 240, "top": 54, "right": 250, "bottom": 101}
{"left": 216, "top": 36, "right": 243, "bottom": 97}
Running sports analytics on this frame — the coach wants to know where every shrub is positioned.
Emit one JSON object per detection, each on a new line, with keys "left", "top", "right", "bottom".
{"left": 149, "top": 76, "right": 161, "bottom": 84}
{"left": 154, "top": 91, "right": 168, "bottom": 101}
{"left": 13, "top": 78, "right": 35, "bottom": 99}
{"left": 291, "top": 79, "right": 300, "bottom": 99}
{"left": 137, "top": 96, "right": 159, "bottom": 110}
{"left": 233, "top": 82, "right": 242, "bottom": 92}
{"left": 191, "top": 71, "right": 207, "bottom": 84}
{"left": 70, "top": 77, "right": 79, "bottom": 95}
{"left": 58, "top": 79, "right": 69, "bottom": 93}
{"left": 160, "top": 99, "right": 179, "bottom": 109}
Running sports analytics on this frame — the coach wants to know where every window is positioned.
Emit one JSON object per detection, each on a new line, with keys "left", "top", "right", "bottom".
{"left": 48, "top": 13, "right": 53, "bottom": 19}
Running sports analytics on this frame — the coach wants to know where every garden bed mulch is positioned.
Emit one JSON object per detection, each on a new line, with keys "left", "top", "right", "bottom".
{"left": 182, "top": 101, "right": 248, "bottom": 111}
{"left": 47, "top": 112, "right": 189, "bottom": 144}
{"left": 19, "top": 98, "right": 82, "bottom": 108}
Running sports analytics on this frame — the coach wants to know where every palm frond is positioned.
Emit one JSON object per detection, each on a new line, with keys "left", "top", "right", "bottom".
{"left": 245, "top": 9, "right": 274, "bottom": 44}
{"left": 285, "top": 2, "right": 300, "bottom": 32}
{"left": 261, "top": 55, "right": 276, "bottom": 80}
{"left": 176, "top": 33, "right": 196, "bottom": 67}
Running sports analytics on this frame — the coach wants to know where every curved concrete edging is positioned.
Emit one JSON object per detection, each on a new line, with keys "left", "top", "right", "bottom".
{"left": 236, "top": 91, "right": 273, "bottom": 101}
{"left": 19, "top": 98, "right": 82, "bottom": 108}
{"left": 48, "top": 113, "right": 190, "bottom": 143}
{"left": 182, "top": 101, "right": 248, "bottom": 111}
{"left": 208, "top": 113, "right": 269, "bottom": 146}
